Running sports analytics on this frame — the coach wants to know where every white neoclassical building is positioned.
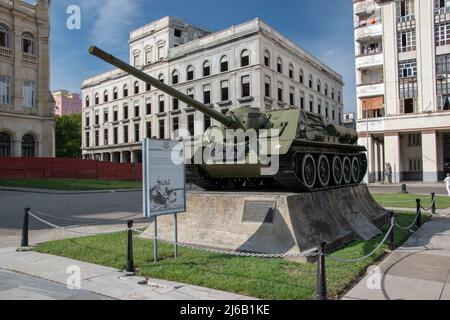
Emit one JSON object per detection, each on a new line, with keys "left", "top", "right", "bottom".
{"left": 0, "top": 0, "right": 54, "bottom": 158}
{"left": 354, "top": 0, "right": 450, "bottom": 183}
{"left": 82, "top": 17, "right": 344, "bottom": 163}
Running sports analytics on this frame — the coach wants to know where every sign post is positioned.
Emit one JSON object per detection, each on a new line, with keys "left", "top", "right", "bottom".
{"left": 142, "top": 138, "right": 186, "bottom": 262}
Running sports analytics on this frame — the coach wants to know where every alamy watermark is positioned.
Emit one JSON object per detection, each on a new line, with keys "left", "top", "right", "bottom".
{"left": 66, "top": 5, "right": 81, "bottom": 30}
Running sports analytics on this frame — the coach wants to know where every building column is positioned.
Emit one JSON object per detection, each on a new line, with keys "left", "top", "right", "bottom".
{"left": 422, "top": 130, "right": 438, "bottom": 183}
{"left": 131, "top": 150, "right": 137, "bottom": 163}
{"left": 384, "top": 132, "right": 401, "bottom": 184}
{"left": 358, "top": 134, "right": 374, "bottom": 183}
{"left": 12, "top": 139, "right": 21, "bottom": 157}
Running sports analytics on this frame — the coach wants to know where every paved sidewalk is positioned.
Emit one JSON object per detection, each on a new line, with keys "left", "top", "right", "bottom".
{"left": 0, "top": 269, "right": 112, "bottom": 300}
{"left": 0, "top": 247, "right": 254, "bottom": 300}
{"left": 344, "top": 208, "right": 450, "bottom": 300}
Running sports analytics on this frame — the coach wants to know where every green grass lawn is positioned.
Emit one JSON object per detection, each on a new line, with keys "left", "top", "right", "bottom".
{"left": 0, "top": 179, "right": 142, "bottom": 191}
{"left": 373, "top": 193, "right": 450, "bottom": 209}
{"left": 35, "top": 211, "right": 428, "bottom": 300}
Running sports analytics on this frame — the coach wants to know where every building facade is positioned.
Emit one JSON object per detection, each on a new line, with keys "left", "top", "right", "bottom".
{"left": 82, "top": 17, "right": 344, "bottom": 163}
{"left": 53, "top": 90, "right": 82, "bottom": 116}
{"left": 343, "top": 112, "right": 357, "bottom": 130}
{"left": 354, "top": 0, "right": 450, "bottom": 183}
{"left": 0, "top": 0, "right": 54, "bottom": 158}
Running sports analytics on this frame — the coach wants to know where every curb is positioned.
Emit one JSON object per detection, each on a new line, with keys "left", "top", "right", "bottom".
{"left": 0, "top": 187, "right": 141, "bottom": 195}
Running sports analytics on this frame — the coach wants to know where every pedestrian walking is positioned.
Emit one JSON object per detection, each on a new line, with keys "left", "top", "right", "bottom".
{"left": 445, "top": 173, "right": 450, "bottom": 197}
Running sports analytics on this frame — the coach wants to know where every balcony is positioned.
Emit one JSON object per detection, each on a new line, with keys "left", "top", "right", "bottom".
{"left": 357, "top": 82, "right": 384, "bottom": 97}
{"left": 0, "top": 46, "right": 13, "bottom": 57}
{"left": 22, "top": 53, "right": 37, "bottom": 63}
{"left": 354, "top": 0, "right": 378, "bottom": 16}
{"left": 355, "top": 22, "right": 382, "bottom": 42}
{"left": 356, "top": 51, "right": 383, "bottom": 69}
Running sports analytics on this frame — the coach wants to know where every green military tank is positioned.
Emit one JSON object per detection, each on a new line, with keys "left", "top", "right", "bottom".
{"left": 89, "top": 46, "right": 367, "bottom": 192}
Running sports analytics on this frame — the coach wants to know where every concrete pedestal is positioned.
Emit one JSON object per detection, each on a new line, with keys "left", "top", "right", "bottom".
{"left": 141, "top": 185, "right": 388, "bottom": 258}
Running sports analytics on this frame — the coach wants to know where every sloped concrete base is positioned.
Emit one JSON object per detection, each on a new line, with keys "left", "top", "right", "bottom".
{"left": 141, "top": 185, "right": 388, "bottom": 258}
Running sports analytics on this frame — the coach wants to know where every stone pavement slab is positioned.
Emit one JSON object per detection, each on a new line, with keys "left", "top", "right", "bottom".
{"left": 343, "top": 210, "right": 450, "bottom": 300}
{"left": 0, "top": 247, "right": 255, "bottom": 300}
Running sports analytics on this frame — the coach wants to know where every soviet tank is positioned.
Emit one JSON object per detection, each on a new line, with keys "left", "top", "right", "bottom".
{"left": 89, "top": 46, "right": 367, "bottom": 192}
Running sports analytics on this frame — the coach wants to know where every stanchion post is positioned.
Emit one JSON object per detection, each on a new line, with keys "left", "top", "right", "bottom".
{"left": 402, "top": 184, "right": 408, "bottom": 194}
{"left": 126, "top": 220, "right": 134, "bottom": 273}
{"left": 21, "top": 208, "right": 30, "bottom": 248}
{"left": 316, "top": 242, "right": 327, "bottom": 301}
{"left": 431, "top": 193, "right": 436, "bottom": 215}
{"left": 388, "top": 212, "right": 395, "bottom": 251}
{"left": 416, "top": 199, "right": 422, "bottom": 228}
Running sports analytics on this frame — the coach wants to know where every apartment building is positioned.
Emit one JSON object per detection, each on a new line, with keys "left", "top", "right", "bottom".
{"left": 0, "top": 0, "right": 54, "bottom": 158}
{"left": 81, "top": 17, "right": 345, "bottom": 163}
{"left": 53, "top": 90, "right": 82, "bottom": 116}
{"left": 354, "top": 0, "right": 450, "bottom": 183}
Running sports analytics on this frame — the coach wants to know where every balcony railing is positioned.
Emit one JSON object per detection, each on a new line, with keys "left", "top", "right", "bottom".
{"left": 355, "top": 16, "right": 381, "bottom": 28}
{"left": 22, "top": 53, "right": 37, "bottom": 63}
{"left": 358, "top": 47, "right": 382, "bottom": 56}
{"left": 0, "top": 46, "right": 13, "bottom": 57}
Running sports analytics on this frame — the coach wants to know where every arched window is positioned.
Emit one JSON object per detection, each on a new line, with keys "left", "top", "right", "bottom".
{"left": 158, "top": 74, "right": 164, "bottom": 83}
{"left": 317, "top": 79, "right": 321, "bottom": 93}
{"left": 123, "top": 84, "right": 129, "bottom": 97}
{"left": 21, "top": 134, "right": 36, "bottom": 158}
{"left": 203, "top": 61, "right": 211, "bottom": 77}
{"left": 172, "top": 70, "right": 179, "bottom": 84}
{"left": 113, "top": 87, "right": 118, "bottom": 100}
{"left": 241, "top": 49, "right": 250, "bottom": 67}
{"left": 309, "top": 75, "right": 313, "bottom": 88}
{"left": 220, "top": 55, "right": 228, "bottom": 72}
{"left": 187, "top": 65, "right": 194, "bottom": 81}
{"left": 264, "top": 50, "right": 270, "bottom": 67}
{"left": 134, "top": 81, "right": 140, "bottom": 94}
{"left": 299, "top": 69, "right": 304, "bottom": 84}
{"left": 103, "top": 90, "right": 109, "bottom": 103}
{"left": 0, "top": 24, "right": 11, "bottom": 48}
{"left": 94, "top": 93, "right": 99, "bottom": 105}
{"left": 289, "top": 64, "right": 294, "bottom": 79}
{"left": 277, "top": 57, "right": 283, "bottom": 73}
{"left": 22, "top": 33, "right": 35, "bottom": 55}
{"left": 324, "top": 84, "right": 329, "bottom": 97}
{"left": 85, "top": 96, "right": 90, "bottom": 108}
{"left": 0, "top": 132, "right": 12, "bottom": 157}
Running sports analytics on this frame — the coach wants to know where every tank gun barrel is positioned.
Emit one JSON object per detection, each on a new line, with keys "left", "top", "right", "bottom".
{"left": 88, "top": 46, "right": 239, "bottom": 129}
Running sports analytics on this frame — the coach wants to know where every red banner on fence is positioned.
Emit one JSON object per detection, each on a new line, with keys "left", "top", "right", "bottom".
{"left": 0, "top": 158, "right": 142, "bottom": 181}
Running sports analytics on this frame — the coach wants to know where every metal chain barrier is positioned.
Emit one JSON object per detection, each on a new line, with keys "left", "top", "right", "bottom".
{"left": 420, "top": 197, "right": 436, "bottom": 212}
{"left": 326, "top": 216, "right": 395, "bottom": 263}
{"left": 394, "top": 208, "right": 421, "bottom": 232}
{"left": 26, "top": 209, "right": 318, "bottom": 259}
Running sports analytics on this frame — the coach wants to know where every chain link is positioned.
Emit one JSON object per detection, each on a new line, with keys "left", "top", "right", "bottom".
{"left": 326, "top": 217, "right": 395, "bottom": 263}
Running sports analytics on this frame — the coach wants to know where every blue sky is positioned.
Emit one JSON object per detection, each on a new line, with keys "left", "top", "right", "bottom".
{"left": 50, "top": 0, "right": 356, "bottom": 112}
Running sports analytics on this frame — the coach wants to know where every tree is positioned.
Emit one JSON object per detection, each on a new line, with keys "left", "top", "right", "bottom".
{"left": 55, "top": 113, "right": 82, "bottom": 158}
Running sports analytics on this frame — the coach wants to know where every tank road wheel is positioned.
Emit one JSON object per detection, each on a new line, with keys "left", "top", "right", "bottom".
{"left": 342, "top": 156, "right": 352, "bottom": 185}
{"left": 351, "top": 156, "right": 360, "bottom": 184}
{"left": 332, "top": 155, "right": 343, "bottom": 186}
{"left": 230, "top": 178, "right": 246, "bottom": 188}
{"left": 317, "top": 155, "right": 330, "bottom": 188}
{"left": 301, "top": 154, "right": 317, "bottom": 190}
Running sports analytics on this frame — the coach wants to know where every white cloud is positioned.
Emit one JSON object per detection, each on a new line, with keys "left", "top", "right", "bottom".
{"left": 80, "top": 0, "right": 143, "bottom": 49}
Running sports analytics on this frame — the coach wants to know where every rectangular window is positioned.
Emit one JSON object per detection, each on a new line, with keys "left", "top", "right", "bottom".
{"left": 104, "top": 110, "right": 109, "bottom": 123}
{"left": 397, "top": 0, "right": 415, "bottom": 22}
{"left": 174, "top": 29, "right": 182, "bottom": 37}
{"left": 123, "top": 104, "right": 129, "bottom": 119}
{"left": 159, "top": 95, "right": 165, "bottom": 113}
{"left": 300, "top": 91, "right": 305, "bottom": 109}
{"left": 85, "top": 132, "right": 90, "bottom": 147}
{"left": 104, "top": 129, "right": 108, "bottom": 145}
{"left": 309, "top": 96, "right": 314, "bottom": 112}
{"left": 95, "top": 130, "right": 99, "bottom": 146}
{"left": 187, "top": 114, "right": 195, "bottom": 136}
{"left": 134, "top": 124, "right": 140, "bottom": 142}
{"left": 172, "top": 117, "right": 179, "bottom": 137}
{"left": 278, "top": 81, "right": 283, "bottom": 102}
{"left": 317, "top": 99, "right": 322, "bottom": 115}
{"left": 399, "top": 60, "right": 417, "bottom": 78}
{"left": 398, "top": 30, "right": 416, "bottom": 52}
{"left": 159, "top": 119, "right": 165, "bottom": 139}
{"left": 123, "top": 125, "right": 129, "bottom": 143}
{"left": 146, "top": 99, "right": 151, "bottom": 115}
{"left": 265, "top": 76, "right": 271, "bottom": 98}
{"left": 221, "top": 81, "right": 229, "bottom": 101}
{"left": 95, "top": 111, "right": 99, "bottom": 125}
{"left": 204, "top": 115, "right": 211, "bottom": 130}
{"left": 133, "top": 55, "right": 140, "bottom": 67}
{"left": 134, "top": 102, "right": 140, "bottom": 118}
{"left": 158, "top": 45, "right": 164, "bottom": 60}
{"left": 203, "top": 85, "right": 211, "bottom": 104}
{"left": 22, "top": 80, "right": 35, "bottom": 108}
{"left": 85, "top": 114, "right": 90, "bottom": 127}
{"left": 435, "top": 22, "right": 450, "bottom": 46}
{"left": 0, "top": 76, "right": 11, "bottom": 104}
{"left": 145, "top": 49, "right": 152, "bottom": 65}
{"left": 187, "top": 88, "right": 194, "bottom": 99}
{"left": 173, "top": 98, "right": 179, "bottom": 110}
{"left": 241, "top": 76, "right": 250, "bottom": 97}
{"left": 113, "top": 107, "right": 118, "bottom": 121}
{"left": 113, "top": 127, "right": 118, "bottom": 144}
{"left": 289, "top": 87, "right": 294, "bottom": 106}
{"left": 146, "top": 122, "right": 152, "bottom": 138}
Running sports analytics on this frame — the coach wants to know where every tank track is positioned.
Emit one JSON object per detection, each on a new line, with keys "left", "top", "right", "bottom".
{"left": 187, "top": 149, "right": 367, "bottom": 193}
